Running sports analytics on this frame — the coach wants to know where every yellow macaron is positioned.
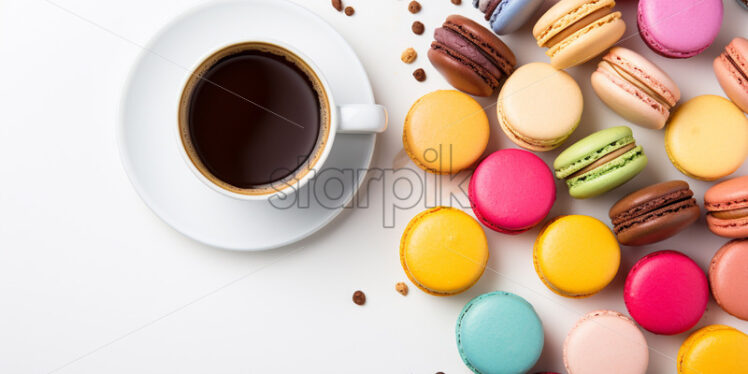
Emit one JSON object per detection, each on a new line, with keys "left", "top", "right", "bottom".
{"left": 400, "top": 207, "right": 489, "bottom": 296}
{"left": 677, "top": 325, "right": 748, "bottom": 374}
{"left": 533, "top": 215, "right": 620, "bottom": 298}
{"left": 403, "top": 90, "right": 489, "bottom": 174}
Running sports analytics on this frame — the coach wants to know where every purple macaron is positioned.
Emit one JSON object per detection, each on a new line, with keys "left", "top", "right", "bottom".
{"left": 638, "top": 0, "right": 723, "bottom": 58}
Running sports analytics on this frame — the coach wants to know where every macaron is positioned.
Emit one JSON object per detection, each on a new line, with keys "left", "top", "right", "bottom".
{"left": 563, "top": 310, "right": 649, "bottom": 374}
{"left": 403, "top": 90, "right": 489, "bottom": 174}
{"left": 709, "top": 239, "right": 748, "bottom": 320}
{"left": 498, "top": 62, "right": 583, "bottom": 151}
{"left": 533, "top": 215, "right": 620, "bottom": 298}
{"left": 704, "top": 175, "right": 748, "bottom": 238}
{"left": 554, "top": 126, "right": 647, "bottom": 199}
{"left": 638, "top": 0, "right": 723, "bottom": 58}
{"left": 665, "top": 95, "right": 748, "bottom": 181}
{"left": 739, "top": 0, "right": 748, "bottom": 10}
{"left": 677, "top": 325, "right": 748, "bottom": 374}
{"left": 473, "top": 0, "right": 544, "bottom": 35}
{"left": 469, "top": 149, "right": 556, "bottom": 234}
{"left": 591, "top": 47, "right": 681, "bottom": 130}
{"left": 609, "top": 180, "right": 700, "bottom": 246}
{"left": 400, "top": 207, "right": 488, "bottom": 296}
{"left": 428, "top": 15, "right": 516, "bottom": 97}
{"left": 714, "top": 37, "right": 748, "bottom": 113}
{"left": 456, "top": 291, "right": 544, "bottom": 374}
{"left": 532, "top": 0, "right": 625, "bottom": 69}
{"left": 624, "top": 250, "right": 708, "bottom": 335}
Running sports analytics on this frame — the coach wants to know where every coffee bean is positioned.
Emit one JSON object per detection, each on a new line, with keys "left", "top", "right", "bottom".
{"left": 396, "top": 282, "right": 409, "bottom": 295}
{"left": 352, "top": 290, "right": 366, "bottom": 305}
{"left": 412, "top": 21, "right": 425, "bottom": 35}
{"left": 451, "top": 0, "right": 462, "bottom": 4}
{"left": 331, "top": 0, "right": 343, "bottom": 11}
{"left": 401, "top": 48, "right": 417, "bottom": 64}
{"left": 413, "top": 68, "right": 426, "bottom": 82}
{"left": 344, "top": 6, "right": 355, "bottom": 16}
{"left": 408, "top": 1, "right": 422, "bottom": 13}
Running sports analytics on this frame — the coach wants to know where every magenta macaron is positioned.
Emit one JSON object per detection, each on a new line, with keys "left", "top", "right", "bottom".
{"left": 638, "top": 0, "right": 723, "bottom": 58}
{"left": 469, "top": 149, "right": 555, "bottom": 234}
{"left": 624, "top": 250, "right": 708, "bottom": 335}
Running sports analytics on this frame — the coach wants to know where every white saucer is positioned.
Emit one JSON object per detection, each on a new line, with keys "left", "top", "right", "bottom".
{"left": 118, "top": 0, "right": 376, "bottom": 251}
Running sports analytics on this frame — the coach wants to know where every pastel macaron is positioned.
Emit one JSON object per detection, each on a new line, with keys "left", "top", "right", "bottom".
{"left": 592, "top": 47, "right": 681, "bottom": 130}
{"left": 534, "top": 215, "right": 620, "bottom": 298}
{"left": 554, "top": 126, "right": 647, "bottom": 199}
{"left": 429, "top": 15, "right": 516, "bottom": 97}
{"left": 714, "top": 37, "right": 748, "bottom": 113}
{"left": 739, "top": 0, "right": 748, "bottom": 10}
{"left": 609, "top": 180, "right": 699, "bottom": 246}
{"left": 498, "top": 62, "right": 582, "bottom": 151}
{"left": 665, "top": 95, "right": 748, "bottom": 181}
{"left": 563, "top": 310, "right": 648, "bottom": 374}
{"left": 456, "top": 291, "right": 544, "bottom": 374}
{"left": 472, "top": 0, "right": 544, "bottom": 35}
{"left": 677, "top": 325, "right": 748, "bottom": 374}
{"left": 400, "top": 207, "right": 488, "bottom": 296}
{"left": 533, "top": 0, "right": 625, "bottom": 69}
{"left": 709, "top": 239, "right": 748, "bottom": 320}
{"left": 638, "top": 0, "right": 723, "bottom": 58}
{"left": 624, "top": 250, "right": 708, "bottom": 335}
{"left": 403, "top": 90, "right": 489, "bottom": 174}
{"left": 704, "top": 175, "right": 748, "bottom": 238}
{"left": 469, "top": 149, "right": 556, "bottom": 234}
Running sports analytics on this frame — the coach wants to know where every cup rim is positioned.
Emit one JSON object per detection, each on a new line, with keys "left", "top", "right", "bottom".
{"left": 175, "top": 39, "right": 338, "bottom": 201}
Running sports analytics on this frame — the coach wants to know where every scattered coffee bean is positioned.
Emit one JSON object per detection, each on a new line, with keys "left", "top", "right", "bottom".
{"left": 344, "top": 6, "right": 355, "bottom": 16}
{"left": 396, "top": 282, "right": 409, "bottom": 295}
{"left": 331, "top": 0, "right": 343, "bottom": 12}
{"left": 352, "top": 290, "right": 366, "bottom": 305}
{"left": 451, "top": 0, "right": 462, "bottom": 4}
{"left": 413, "top": 68, "right": 426, "bottom": 82}
{"left": 412, "top": 21, "right": 425, "bottom": 35}
{"left": 401, "top": 48, "right": 417, "bottom": 64}
{"left": 408, "top": 1, "right": 422, "bottom": 13}
{"left": 436, "top": 372, "right": 445, "bottom": 374}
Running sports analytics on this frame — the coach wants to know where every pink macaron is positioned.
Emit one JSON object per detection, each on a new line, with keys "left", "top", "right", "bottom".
{"left": 714, "top": 37, "right": 748, "bottom": 114}
{"left": 704, "top": 175, "right": 748, "bottom": 238}
{"left": 637, "top": 0, "right": 723, "bottom": 58}
{"left": 624, "top": 250, "right": 708, "bottom": 335}
{"left": 469, "top": 149, "right": 555, "bottom": 234}
{"left": 709, "top": 239, "right": 748, "bottom": 321}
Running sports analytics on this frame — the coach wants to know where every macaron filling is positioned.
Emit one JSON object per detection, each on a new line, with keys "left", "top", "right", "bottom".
{"left": 545, "top": 7, "right": 612, "bottom": 48}
{"left": 555, "top": 134, "right": 633, "bottom": 178}
{"left": 547, "top": 12, "right": 622, "bottom": 58}
{"left": 434, "top": 27, "right": 502, "bottom": 80}
{"left": 597, "top": 61, "right": 673, "bottom": 113}
{"left": 442, "top": 19, "right": 516, "bottom": 77}
{"left": 721, "top": 47, "right": 748, "bottom": 89}
{"left": 535, "top": 0, "right": 614, "bottom": 47}
{"left": 612, "top": 189, "right": 698, "bottom": 234}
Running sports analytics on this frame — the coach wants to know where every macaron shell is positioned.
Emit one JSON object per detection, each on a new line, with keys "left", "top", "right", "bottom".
{"left": 637, "top": 0, "right": 723, "bottom": 58}
{"left": 547, "top": 12, "right": 625, "bottom": 69}
{"left": 554, "top": 126, "right": 633, "bottom": 177}
{"left": 563, "top": 310, "right": 648, "bottom": 374}
{"left": 489, "top": 0, "right": 544, "bottom": 35}
{"left": 624, "top": 250, "right": 708, "bottom": 335}
{"left": 566, "top": 146, "right": 648, "bottom": 199}
{"left": 400, "top": 207, "right": 488, "bottom": 296}
{"left": 714, "top": 37, "right": 748, "bottom": 113}
{"left": 456, "top": 292, "right": 544, "bottom": 374}
{"left": 403, "top": 90, "right": 490, "bottom": 174}
{"left": 534, "top": 215, "right": 620, "bottom": 297}
{"left": 677, "top": 325, "right": 748, "bottom": 374}
{"left": 498, "top": 62, "right": 582, "bottom": 151}
{"left": 665, "top": 95, "right": 748, "bottom": 181}
{"left": 591, "top": 69, "right": 669, "bottom": 130}
{"left": 428, "top": 46, "right": 497, "bottom": 97}
{"left": 709, "top": 239, "right": 748, "bottom": 320}
{"left": 615, "top": 199, "right": 699, "bottom": 246}
{"left": 533, "top": 0, "right": 615, "bottom": 45}
{"left": 469, "top": 149, "right": 556, "bottom": 233}
{"left": 606, "top": 47, "right": 681, "bottom": 105}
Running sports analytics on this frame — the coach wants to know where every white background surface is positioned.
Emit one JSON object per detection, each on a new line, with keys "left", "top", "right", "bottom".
{"left": 0, "top": 0, "right": 747, "bottom": 373}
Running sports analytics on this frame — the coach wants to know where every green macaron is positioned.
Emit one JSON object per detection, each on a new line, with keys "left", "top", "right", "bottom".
{"left": 554, "top": 126, "right": 648, "bottom": 199}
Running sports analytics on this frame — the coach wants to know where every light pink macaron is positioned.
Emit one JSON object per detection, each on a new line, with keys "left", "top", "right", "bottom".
{"left": 624, "top": 250, "right": 708, "bottom": 335}
{"left": 704, "top": 175, "right": 748, "bottom": 238}
{"left": 469, "top": 149, "right": 556, "bottom": 234}
{"left": 592, "top": 47, "right": 680, "bottom": 130}
{"left": 709, "top": 239, "right": 748, "bottom": 321}
{"left": 564, "top": 310, "right": 649, "bottom": 374}
{"left": 714, "top": 37, "right": 748, "bottom": 114}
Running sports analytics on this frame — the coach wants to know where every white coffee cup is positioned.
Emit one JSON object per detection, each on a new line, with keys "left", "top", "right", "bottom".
{"left": 176, "top": 40, "right": 387, "bottom": 201}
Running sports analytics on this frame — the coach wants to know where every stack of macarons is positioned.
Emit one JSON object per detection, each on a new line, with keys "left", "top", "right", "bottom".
{"left": 395, "top": 3, "right": 748, "bottom": 373}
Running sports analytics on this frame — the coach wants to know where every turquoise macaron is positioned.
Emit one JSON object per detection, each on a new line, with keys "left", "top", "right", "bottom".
{"left": 456, "top": 291, "right": 544, "bottom": 374}
{"left": 554, "top": 126, "right": 647, "bottom": 199}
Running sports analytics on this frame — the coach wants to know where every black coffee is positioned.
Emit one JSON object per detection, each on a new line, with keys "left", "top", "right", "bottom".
{"left": 186, "top": 48, "right": 323, "bottom": 189}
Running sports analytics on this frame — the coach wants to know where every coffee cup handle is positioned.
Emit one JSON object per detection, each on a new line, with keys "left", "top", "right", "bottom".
{"left": 337, "top": 104, "right": 388, "bottom": 134}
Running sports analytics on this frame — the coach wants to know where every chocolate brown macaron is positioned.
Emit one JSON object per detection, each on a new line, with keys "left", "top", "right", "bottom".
{"left": 609, "top": 180, "right": 700, "bottom": 246}
{"left": 428, "top": 14, "right": 516, "bottom": 96}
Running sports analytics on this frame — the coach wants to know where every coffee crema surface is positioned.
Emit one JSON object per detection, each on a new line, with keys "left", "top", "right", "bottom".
{"left": 185, "top": 47, "right": 324, "bottom": 189}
